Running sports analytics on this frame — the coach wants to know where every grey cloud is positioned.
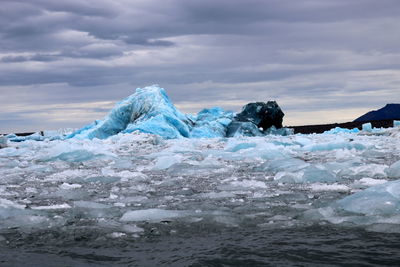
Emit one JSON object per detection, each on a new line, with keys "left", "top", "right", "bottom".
{"left": 1, "top": 0, "right": 400, "bottom": 132}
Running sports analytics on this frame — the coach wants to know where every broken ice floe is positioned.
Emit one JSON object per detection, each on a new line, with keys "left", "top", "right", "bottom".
{"left": 1, "top": 122, "right": 400, "bottom": 239}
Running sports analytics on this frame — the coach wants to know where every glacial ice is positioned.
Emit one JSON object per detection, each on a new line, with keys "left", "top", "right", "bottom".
{"left": 70, "top": 85, "right": 191, "bottom": 139}
{"left": 62, "top": 85, "right": 291, "bottom": 140}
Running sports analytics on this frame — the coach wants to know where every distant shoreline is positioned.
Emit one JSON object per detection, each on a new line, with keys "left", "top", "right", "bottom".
{"left": 289, "top": 118, "right": 400, "bottom": 134}
{"left": 4, "top": 118, "right": 400, "bottom": 137}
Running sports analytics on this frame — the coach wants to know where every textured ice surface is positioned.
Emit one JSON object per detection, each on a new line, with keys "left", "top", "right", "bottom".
{"left": 70, "top": 85, "right": 191, "bottom": 139}
{"left": 0, "top": 126, "right": 400, "bottom": 246}
{"left": 190, "top": 107, "right": 234, "bottom": 138}
{"left": 61, "top": 85, "right": 292, "bottom": 140}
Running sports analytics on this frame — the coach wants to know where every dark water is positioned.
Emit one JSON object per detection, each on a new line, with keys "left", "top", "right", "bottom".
{"left": 1, "top": 225, "right": 400, "bottom": 266}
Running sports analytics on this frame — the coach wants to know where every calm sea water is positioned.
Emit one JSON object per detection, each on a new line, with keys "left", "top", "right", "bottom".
{"left": 1, "top": 225, "right": 400, "bottom": 266}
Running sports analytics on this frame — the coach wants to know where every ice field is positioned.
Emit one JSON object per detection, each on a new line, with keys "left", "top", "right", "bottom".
{"left": 1, "top": 127, "right": 400, "bottom": 255}
{"left": 1, "top": 86, "right": 400, "bottom": 265}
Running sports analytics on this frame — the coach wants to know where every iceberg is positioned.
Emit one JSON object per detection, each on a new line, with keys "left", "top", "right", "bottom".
{"left": 67, "top": 85, "right": 291, "bottom": 140}
{"left": 70, "top": 85, "right": 191, "bottom": 139}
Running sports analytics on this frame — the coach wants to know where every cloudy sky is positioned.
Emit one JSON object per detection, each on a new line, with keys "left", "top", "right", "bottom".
{"left": 1, "top": 0, "right": 400, "bottom": 133}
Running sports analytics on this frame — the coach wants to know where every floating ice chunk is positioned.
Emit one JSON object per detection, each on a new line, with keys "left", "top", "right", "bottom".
{"left": 276, "top": 165, "right": 337, "bottom": 183}
{"left": 362, "top": 123, "right": 373, "bottom": 132}
{"left": 197, "top": 191, "right": 236, "bottom": 199}
{"left": 109, "top": 232, "right": 127, "bottom": 238}
{"left": 120, "top": 209, "right": 187, "bottom": 222}
{"left": 122, "top": 224, "right": 144, "bottom": 233}
{"left": 46, "top": 169, "right": 93, "bottom": 181}
{"left": 259, "top": 158, "right": 309, "bottom": 173}
{"left": 324, "top": 127, "right": 360, "bottom": 134}
{"left": 293, "top": 136, "right": 313, "bottom": 147}
{"left": 85, "top": 176, "right": 121, "bottom": 184}
{"left": 74, "top": 201, "right": 110, "bottom": 209}
{"left": 73, "top": 201, "right": 115, "bottom": 218}
{"left": 349, "top": 164, "right": 388, "bottom": 179}
{"left": 301, "top": 165, "right": 337, "bottom": 183}
{"left": 59, "top": 183, "right": 82, "bottom": 190}
{"left": 227, "top": 142, "right": 257, "bottom": 152}
{"left": 274, "top": 171, "right": 303, "bottom": 183}
{"left": 52, "top": 189, "right": 88, "bottom": 200}
{"left": 0, "top": 198, "right": 27, "bottom": 220}
{"left": 355, "top": 178, "right": 388, "bottom": 187}
{"left": 394, "top": 120, "right": 400, "bottom": 127}
{"left": 6, "top": 132, "right": 45, "bottom": 142}
{"left": 48, "top": 149, "right": 107, "bottom": 162}
{"left": 230, "top": 180, "right": 267, "bottom": 189}
{"left": 309, "top": 183, "right": 350, "bottom": 192}
{"left": 152, "top": 154, "right": 183, "bottom": 170}
{"left": 31, "top": 203, "right": 71, "bottom": 210}
{"left": 337, "top": 180, "right": 400, "bottom": 216}
{"left": 40, "top": 141, "right": 116, "bottom": 162}
{"left": 303, "top": 141, "right": 366, "bottom": 152}
{"left": 0, "top": 198, "right": 25, "bottom": 210}
{"left": 0, "top": 215, "right": 50, "bottom": 230}
{"left": 386, "top": 160, "right": 400, "bottom": 178}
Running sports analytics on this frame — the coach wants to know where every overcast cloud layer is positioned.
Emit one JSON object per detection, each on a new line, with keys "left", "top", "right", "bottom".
{"left": 1, "top": 0, "right": 400, "bottom": 132}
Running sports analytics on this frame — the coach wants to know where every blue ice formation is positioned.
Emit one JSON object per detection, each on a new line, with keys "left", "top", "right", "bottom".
{"left": 190, "top": 107, "right": 234, "bottom": 138}
{"left": 362, "top": 122, "right": 373, "bottom": 132}
{"left": 69, "top": 85, "right": 192, "bottom": 139}
{"left": 6, "top": 132, "right": 45, "bottom": 142}
{"left": 66, "top": 85, "right": 290, "bottom": 140}
{"left": 324, "top": 127, "right": 360, "bottom": 134}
